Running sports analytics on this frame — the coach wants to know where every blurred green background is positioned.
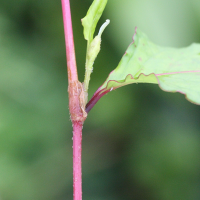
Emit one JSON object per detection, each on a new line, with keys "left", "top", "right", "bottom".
{"left": 0, "top": 0, "right": 200, "bottom": 199}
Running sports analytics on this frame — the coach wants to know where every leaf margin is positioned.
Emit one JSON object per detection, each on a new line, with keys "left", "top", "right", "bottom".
{"left": 86, "top": 28, "right": 200, "bottom": 112}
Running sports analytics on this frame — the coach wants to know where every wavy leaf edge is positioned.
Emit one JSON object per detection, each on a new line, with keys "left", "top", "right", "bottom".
{"left": 86, "top": 71, "right": 200, "bottom": 113}
{"left": 86, "top": 27, "right": 200, "bottom": 113}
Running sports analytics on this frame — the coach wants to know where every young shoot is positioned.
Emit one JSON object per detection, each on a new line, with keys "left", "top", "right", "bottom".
{"left": 83, "top": 19, "right": 110, "bottom": 103}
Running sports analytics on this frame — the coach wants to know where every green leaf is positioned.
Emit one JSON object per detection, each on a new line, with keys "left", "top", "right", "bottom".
{"left": 86, "top": 28, "right": 200, "bottom": 112}
{"left": 82, "top": 0, "right": 107, "bottom": 43}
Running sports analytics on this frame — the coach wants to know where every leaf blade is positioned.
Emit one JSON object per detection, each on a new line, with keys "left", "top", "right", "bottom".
{"left": 82, "top": 0, "right": 108, "bottom": 43}
{"left": 86, "top": 28, "right": 200, "bottom": 112}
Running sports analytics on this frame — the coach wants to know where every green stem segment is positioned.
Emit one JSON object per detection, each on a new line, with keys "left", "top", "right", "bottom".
{"left": 83, "top": 19, "right": 110, "bottom": 102}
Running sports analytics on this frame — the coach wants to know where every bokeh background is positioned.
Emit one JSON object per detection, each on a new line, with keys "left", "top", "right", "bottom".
{"left": 0, "top": 0, "right": 200, "bottom": 199}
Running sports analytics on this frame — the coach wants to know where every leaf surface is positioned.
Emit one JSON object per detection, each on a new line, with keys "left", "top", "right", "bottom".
{"left": 86, "top": 28, "right": 200, "bottom": 112}
{"left": 82, "top": 0, "right": 107, "bottom": 43}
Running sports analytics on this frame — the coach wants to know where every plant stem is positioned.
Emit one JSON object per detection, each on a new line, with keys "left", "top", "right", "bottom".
{"left": 61, "top": 0, "right": 78, "bottom": 82}
{"left": 61, "top": 0, "right": 87, "bottom": 200}
{"left": 73, "top": 121, "right": 83, "bottom": 200}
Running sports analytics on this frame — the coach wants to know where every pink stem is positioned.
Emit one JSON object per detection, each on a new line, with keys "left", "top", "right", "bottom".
{"left": 73, "top": 121, "right": 83, "bottom": 200}
{"left": 61, "top": 1, "right": 85, "bottom": 200}
{"left": 61, "top": 0, "right": 78, "bottom": 82}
